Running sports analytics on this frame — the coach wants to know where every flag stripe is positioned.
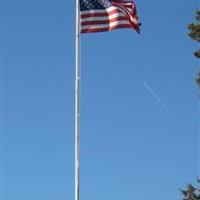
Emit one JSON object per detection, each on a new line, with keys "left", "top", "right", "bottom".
{"left": 81, "top": 24, "right": 132, "bottom": 33}
{"left": 81, "top": 10, "right": 122, "bottom": 18}
{"left": 81, "top": 16, "right": 128, "bottom": 26}
{"left": 81, "top": 12, "right": 125, "bottom": 22}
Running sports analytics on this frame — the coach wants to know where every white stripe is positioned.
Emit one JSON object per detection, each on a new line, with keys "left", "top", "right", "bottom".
{"left": 81, "top": 20, "right": 130, "bottom": 30}
{"left": 120, "top": 2, "right": 133, "bottom": 6}
{"left": 131, "top": 17, "right": 138, "bottom": 24}
{"left": 81, "top": 12, "right": 125, "bottom": 22}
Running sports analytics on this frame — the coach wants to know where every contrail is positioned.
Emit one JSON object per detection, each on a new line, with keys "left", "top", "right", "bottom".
{"left": 142, "top": 81, "right": 180, "bottom": 125}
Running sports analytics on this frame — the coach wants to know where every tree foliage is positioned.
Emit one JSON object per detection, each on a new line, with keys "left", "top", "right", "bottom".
{"left": 181, "top": 180, "right": 200, "bottom": 200}
{"left": 188, "top": 10, "right": 200, "bottom": 87}
{"left": 179, "top": 11, "right": 200, "bottom": 200}
{"left": 188, "top": 10, "right": 200, "bottom": 58}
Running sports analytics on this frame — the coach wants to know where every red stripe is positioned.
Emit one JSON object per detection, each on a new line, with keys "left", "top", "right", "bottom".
{"left": 81, "top": 24, "right": 132, "bottom": 33}
{"left": 81, "top": 16, "right": 128, "bottom": 26}
{"left": 120, "top": 5, "right": 132, "bottom": 8}
{"left": 112, "top": 0, "right": 133, "bottom": 3}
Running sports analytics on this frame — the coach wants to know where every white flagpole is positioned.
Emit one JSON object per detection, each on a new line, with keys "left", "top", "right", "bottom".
{"left": 75, "top": 1, "right": 80, "bottom": 200}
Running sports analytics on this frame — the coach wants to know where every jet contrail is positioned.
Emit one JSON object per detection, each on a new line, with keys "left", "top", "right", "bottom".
{"left": 142, "top": 81, "right": 180, "bottom": 125}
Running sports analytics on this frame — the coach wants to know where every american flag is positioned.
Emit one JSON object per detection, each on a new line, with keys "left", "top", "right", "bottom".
{"left": 80, "top": 0, "right": 140, "bottom": 34}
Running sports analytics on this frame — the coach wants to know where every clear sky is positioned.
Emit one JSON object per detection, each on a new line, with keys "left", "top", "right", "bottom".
{"left": 1, "top": 0, "right": 199, "bottom": 200}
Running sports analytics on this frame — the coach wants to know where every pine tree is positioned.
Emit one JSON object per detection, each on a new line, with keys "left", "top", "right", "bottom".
{"left": 180, "top": 11, "right": 200, "bottom": 200}
{"left": 181, "top": 180, "right": 200, "bottom": 200}
{"left": 188, "top": 10, "right": 200, "bottom": 87}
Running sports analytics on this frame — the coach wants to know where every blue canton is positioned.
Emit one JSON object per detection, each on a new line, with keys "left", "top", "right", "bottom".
{"left": 80, "top": 0, "right": 112, "bottom": 11}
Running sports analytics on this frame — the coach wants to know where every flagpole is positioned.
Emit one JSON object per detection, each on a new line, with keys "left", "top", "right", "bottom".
{"left": 75, "top": 1, "right": 80, "bottom": 200}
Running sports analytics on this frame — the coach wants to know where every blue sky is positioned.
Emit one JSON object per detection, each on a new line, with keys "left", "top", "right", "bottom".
{"left": 1, "top": 0, "right": 199, "bottom": 200}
